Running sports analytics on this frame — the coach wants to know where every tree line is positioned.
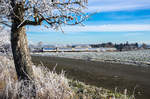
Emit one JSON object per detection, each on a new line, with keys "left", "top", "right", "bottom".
{"left": 90, "top": 42, "right": 149, "bottom": 51}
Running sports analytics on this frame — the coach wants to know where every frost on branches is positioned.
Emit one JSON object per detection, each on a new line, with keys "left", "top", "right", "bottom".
{"left": 0, "top": 0, "right": 88, "bottom": 29}
{"left": 0, "top": 27, "right": 11, "bottom": 53}
{"left": 0, "top": 27, "right": 10, "bottom": 45}
{"left": 0, "top": 0, "right": 88, "bottom": 97}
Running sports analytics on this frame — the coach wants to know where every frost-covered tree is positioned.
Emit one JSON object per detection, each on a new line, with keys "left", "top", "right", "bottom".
{"left": 0, "top": 26, "right": 9, "bottom": 45}
{"left": 0, "top": 0, "right": 88, "bottom": 97}
{"left": 0, "top": 27, "right": 11, "bottom": 53}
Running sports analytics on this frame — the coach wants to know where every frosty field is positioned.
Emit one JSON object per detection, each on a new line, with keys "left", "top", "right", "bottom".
{"left": 32, "top": 49, "right": 150, "bottom": 66}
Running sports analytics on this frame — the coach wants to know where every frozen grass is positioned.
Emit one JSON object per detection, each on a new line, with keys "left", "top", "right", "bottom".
{"left": 0, "top": 54, "right": 74, "bottom": 99}
{"left": 0, "top": 53, "right": 134, "bottom": 99}
{"left": 32, "top": 50, "right": 150, "bottom": 66}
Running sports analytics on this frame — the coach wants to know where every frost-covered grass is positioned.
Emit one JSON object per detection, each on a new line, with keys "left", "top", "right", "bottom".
{"left": 0, "top": 53, "right": 134, "bottom": 99}
{"left": 32, "top": 50, "right": 150, "bottom": 66}
{"left": 0, "top": 54, "right": 74, "bottom": 99}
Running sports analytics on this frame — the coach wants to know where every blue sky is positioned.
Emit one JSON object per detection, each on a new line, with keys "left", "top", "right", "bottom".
{"left": 27, "top": 0, "right": 150, "bottom": 45}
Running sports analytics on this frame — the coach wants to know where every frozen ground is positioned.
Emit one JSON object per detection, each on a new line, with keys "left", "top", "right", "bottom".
{"left": 32, "top": 50, "right": 150, "bottom": 66}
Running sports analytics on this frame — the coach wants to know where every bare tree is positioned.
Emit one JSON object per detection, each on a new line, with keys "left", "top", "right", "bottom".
{"left": 0, "top": 0, "right": 88, "bottom": 97}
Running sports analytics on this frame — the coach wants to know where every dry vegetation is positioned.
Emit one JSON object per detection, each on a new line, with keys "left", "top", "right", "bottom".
{"left": 0, "top": 54, "right": 74, "bottom": 99}
{"left": 0, "top": 53, "right": 135, "bottom": 99}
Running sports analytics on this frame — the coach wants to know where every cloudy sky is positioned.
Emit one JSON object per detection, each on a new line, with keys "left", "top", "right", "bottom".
{"left": 27, "top": 0, "right": 150, "bottom": 44}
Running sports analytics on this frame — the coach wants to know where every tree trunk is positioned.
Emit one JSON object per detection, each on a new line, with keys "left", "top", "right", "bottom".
{"left": 10, "top": 2, "right": 36, "bottom": 98}
{"left": 11, "top": 22, "right": 36, "bottom": 98}
{"left": 11, "top": 25, "right": 34, "bottom": 81}
{"left": 10, "top": 1, "right": 34, "bottom": 82}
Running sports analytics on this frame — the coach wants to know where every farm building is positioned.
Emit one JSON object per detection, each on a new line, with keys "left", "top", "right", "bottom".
{"left": 42, "top": 48, "right": 57, "bottom": 52}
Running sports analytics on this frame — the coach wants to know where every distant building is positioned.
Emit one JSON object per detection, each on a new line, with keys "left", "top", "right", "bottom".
{"left": 103, "top": 48, "right": 117, "bottom": 52}
{"left": 42, "top": 48, "right": 56, "bottom": 52}
{"left": 74, "top": 45, "right": 92, "bottom": 48}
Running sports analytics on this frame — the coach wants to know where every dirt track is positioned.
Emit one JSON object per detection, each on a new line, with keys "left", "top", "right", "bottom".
{"left": 32, "top": 55, "right": 150, "bottom": 99}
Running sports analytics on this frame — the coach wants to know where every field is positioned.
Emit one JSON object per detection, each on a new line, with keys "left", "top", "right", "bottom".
{"left": 32, "top": 49, "right": 150, "bottom": 66}
{"left": 1, "top": 49, "right": 150, "bottom": 99}
{"left": 0, "top": 52, "right": 134, "bottom": 99}
{"left": 32, "top": 54, "right": 150, "bottom": 99}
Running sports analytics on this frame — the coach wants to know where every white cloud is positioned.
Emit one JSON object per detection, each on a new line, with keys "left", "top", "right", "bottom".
{"left": 87, "top": 0, "right": 150, "bottom": 12}
{"left": 63, "top": 24, "right": 150, "bottom": 32}
{"left": 27, "top": 24, "right": 150, "bottom": 33}
{"left": 123, "top": 33, "right": 144, "bottom": 37}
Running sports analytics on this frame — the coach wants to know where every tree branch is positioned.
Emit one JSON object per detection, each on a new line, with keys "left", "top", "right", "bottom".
{"left": 0, "top": 21, "right": 11, "bottom": 27}
{"left": 22, "top": 20, "right": 43, "bottom": 26}
{"left": 22, "top": 14, "right": 72, "bottom": 26}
